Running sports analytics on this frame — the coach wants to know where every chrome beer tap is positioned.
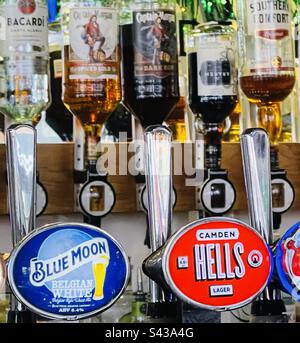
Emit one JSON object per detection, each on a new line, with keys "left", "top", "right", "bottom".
{"left": 241, "top": 128, "right": 287, "bottom": 321}
{"left": 6, "top": 124, "right": 37, "bottom": 323}
{"left": 143, "top": 125, "right": 177, "bottom": 319}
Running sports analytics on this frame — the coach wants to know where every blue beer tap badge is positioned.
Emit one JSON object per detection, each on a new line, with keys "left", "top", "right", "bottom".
{"left": 8, "top": 223, "right": 129, "bottom": 320}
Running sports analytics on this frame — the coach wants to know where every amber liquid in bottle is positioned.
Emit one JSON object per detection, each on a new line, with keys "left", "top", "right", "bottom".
{"left": 166, "top": 96, "right": 187, "bottom": 142}
{"left": 63, "top": 46, "right": 121, "bottom": 128}
{"left": 240, "top": 74, "right": 295, "bottom": 104}
{"left": 240, "top": 74, "right": 295, "bottom": 146}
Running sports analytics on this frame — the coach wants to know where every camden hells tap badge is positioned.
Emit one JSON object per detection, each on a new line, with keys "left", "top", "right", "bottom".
{"left": 163, "top": 218, "right": 273, "bottom": 311}
{"left": 276, "top": 222, "right": 300, "bottom": 301}
{"left": 8, "top": 223, "right": 129, "bottom": 320}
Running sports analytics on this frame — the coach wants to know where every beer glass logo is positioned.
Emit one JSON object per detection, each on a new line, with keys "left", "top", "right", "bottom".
{"left": 29, "top": 230, "right": 110, "bottom": 301}
{"left": 18, "top": 0, "right": 36, "bottom": 15}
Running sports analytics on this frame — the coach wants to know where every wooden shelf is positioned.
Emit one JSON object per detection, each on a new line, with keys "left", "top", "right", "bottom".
{"left": 0, "top": 142, "right": 299, "bottom": 215}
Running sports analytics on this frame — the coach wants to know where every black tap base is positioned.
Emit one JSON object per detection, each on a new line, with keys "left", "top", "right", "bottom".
{"left": 251, "top": 299, "right": 286, "bottom": 316}
{"left": 7, "top": 310, "right": 37, "bottom": 323}
{"left": 146, "top": 302, "right": 178, "bottom": 321}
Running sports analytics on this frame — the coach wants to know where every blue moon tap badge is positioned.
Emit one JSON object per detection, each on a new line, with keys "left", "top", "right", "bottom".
{"left": 276, "top": 222, "right": 300, "bottom": 301}
{"left": 8, "top": 223, "right": 129, "bottom": 320}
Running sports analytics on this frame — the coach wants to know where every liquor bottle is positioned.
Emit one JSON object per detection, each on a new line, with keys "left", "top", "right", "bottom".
{"left": 121, "top": 0, "right": 180, "bottom": 128}
{"left": 237, "top": 0, "right": 295, "bottom": 164}
{"left": 104, "top": 103, "right": 133, "bottom": 142}
{"left": 280, "top": 96, "right": 293, "bottom": 142}
{"left": 187, "top": 22, "right": 238, "bottom": 169}
{"left": 223, "top": 100, "right": 241, "bottom": 142}
{"left": 165, "top": 95, "right": 187, "bottom": 142}
{"left": 46, "top": 1, "right": 73, "bottom": 141}
{"left": 61, "top": 0, "right": 121, "bottom": 167}
{"left": 200, "top": 0, "right": 235, "bottom": 23}
{"left": 290, "top": 0, "right": 300, "bottom": 142}
{"left": 0, "top": 0, "right": 50, "bottom": 125}
{"left": 119, "top": 268, "right": 147, "bottom": 323}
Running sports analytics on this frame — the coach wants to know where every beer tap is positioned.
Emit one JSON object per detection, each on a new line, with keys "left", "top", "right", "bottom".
{"left": 6, "top": 125, "right": 37, "bottom": 323}
{"left": 144, "top": 126, "right": 176, "bottom": 318}
{"left": 120, "top": 0, "right": 181, "bottom": 319}
{"left": 241, "top": 128, "right": 287, "bottom": 321}
{"left": 5, "top": 124, "right": 129, "bottom": 322}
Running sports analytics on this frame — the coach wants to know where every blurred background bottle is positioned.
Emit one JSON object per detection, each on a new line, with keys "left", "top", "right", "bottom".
{"left": 119, "top": 268, "right": 147, "bottom": 323}
{"left": 44, "top": 0, "right": 73, "bottom": 142}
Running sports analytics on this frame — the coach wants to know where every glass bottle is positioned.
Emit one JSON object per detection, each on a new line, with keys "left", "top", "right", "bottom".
{"left": 200, "top": 0, "right": 235, "bottom": 23}
{"left": 61, "top": 0, "right": 121, "bottom": 167}
{"left": 119, "top": 268, "right": 147, "bottom": 323}
{"left": 186, "top": 21, "right": 238, "bottom": 169}
{"left": 223, "top": 100, "right": 241, "bottom": 142}
{"left": 165, "top": 95, "right": 187, "bottom": 142}
{"left": 121, "top": 0, "right": 180, "bottom": 128}
{"left": 237, "top": 0, "right": 295, "bottom": 165}
{"left": 0, "top": 0, "right": 50, "bottom": 125}
{"left": 291, "top": 0, "right": 300, "bottom": 142}
{"left": 46, "top": 0, "right": 73, "bottom": 141}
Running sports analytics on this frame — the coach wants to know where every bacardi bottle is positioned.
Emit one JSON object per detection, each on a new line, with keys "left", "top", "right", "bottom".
{"left": 0, "top": 0, "right": 50, "bottom": 124}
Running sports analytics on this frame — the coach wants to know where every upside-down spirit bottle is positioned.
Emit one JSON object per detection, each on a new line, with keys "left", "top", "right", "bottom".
{"left": 237, "top": 0, "right": 295, "bottom": 165}
{"left": 187, "top": 22, "right": 238, "bottom": 169}
{"left": 0, "top": 0, "right": 50, "bottom": 125}
{"left": 61, "top": 0, "right": 121, "bottom": 167}
{"left": 46, "top": 0, "right": 73, "bottom": 141}
{"left": 121, "top": 0, "right": 180, "bottom": 128}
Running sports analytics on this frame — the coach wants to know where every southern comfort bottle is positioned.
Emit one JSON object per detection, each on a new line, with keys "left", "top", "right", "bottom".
{"left": 237, "top": 0, "right": 295, "bottom": 165}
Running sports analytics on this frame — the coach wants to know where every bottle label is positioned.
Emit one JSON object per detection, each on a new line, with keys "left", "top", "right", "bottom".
{"left": 133, "top": 10, "right": 178, "bottom": 99}
{"left": 68, "top": 7, "right": 118, "bottom": 80}
{"left": 0, "top": 0, "right": 48, "bottom": 56}
{"left": 246, "top": 0, "right": 294, "bottom": 74}
{"left": 53, "top": 59, "right": 62, "bottom": 79}
{"left": 196, "top": 39, "right": 237, "bottom": 96}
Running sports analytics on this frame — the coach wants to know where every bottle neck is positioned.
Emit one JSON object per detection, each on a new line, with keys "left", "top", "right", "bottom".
{"left": 257, "top": 103, "right": 282, "bottom": 148}
{"left": 84, "top": 124, "right": 102, "bottom": 171}
{"left": 131, "top": 300, "right": 146, "bottom": 322}
{"left": 203, "top": 123, "right": 223, "bottom": 170}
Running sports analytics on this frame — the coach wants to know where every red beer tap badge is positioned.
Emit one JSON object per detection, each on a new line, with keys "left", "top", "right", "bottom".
{"left": 275, "top": 223, "right": 300, "bottom": 301}
{"left": 163, "top": 218, "right": 273, "bottom": 311}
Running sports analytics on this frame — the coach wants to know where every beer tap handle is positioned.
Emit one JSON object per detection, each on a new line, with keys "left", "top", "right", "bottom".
{"left": 6, "top": 124, "right": 37, "bottom": 245}
{"left": 240, "top": 128, "right": 273, "bottom": 244}
{"left": 6, "top": 124, "right": 37, "bottom": 322}
{"left": 241, "top": 128, "right": 287, "bottom": 318}
{"left": 144, "top": 125, "right": 173, "bottom": 304}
